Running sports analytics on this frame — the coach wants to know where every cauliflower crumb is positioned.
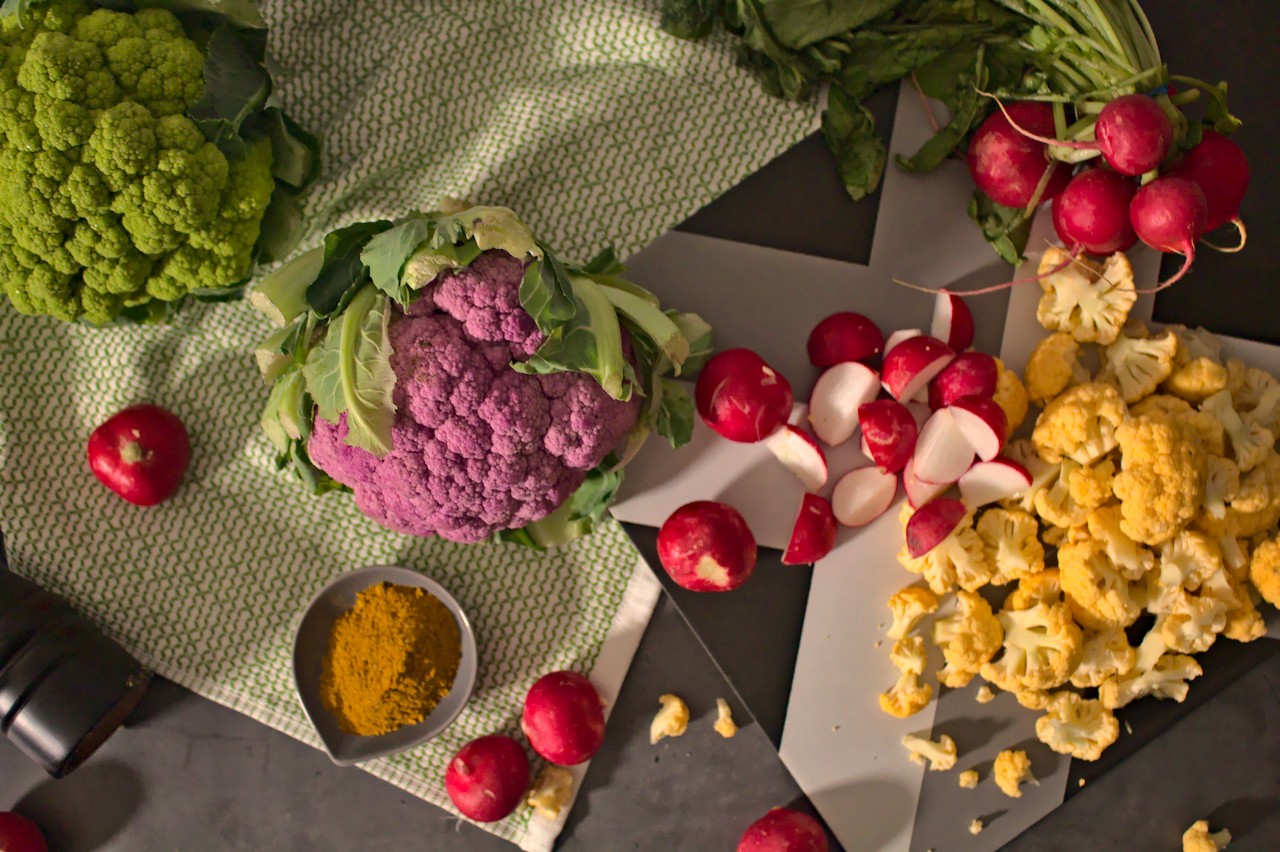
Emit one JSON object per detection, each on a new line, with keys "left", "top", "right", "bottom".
{"left": 1183, "top": 819, "right": 1231, "bottom": 852}
{"left": 1078, "top": 777, "right": 1086, "bottom": 787}
{"left": 713, "top": 698, "right": 737, "bottom": 739}
{"left": 993, "top": 749, "right": 1038, "bottom": 798}
{"left": 526, "top": 766, "right": 574, "bottom": 820}
{"left": 901, "top": 732, "right": 958, "bottom": 771}
{"left": 958, "top": 769, "right": 980, "bottom": 789}
{"left": 969, "top": 817, "right": 985, "bottom": 836}
{"left": 976, "top": 685, "right": 995, "bottom": 704}
{"left": 649, "top": 694, "right": 689, "bottom": 745}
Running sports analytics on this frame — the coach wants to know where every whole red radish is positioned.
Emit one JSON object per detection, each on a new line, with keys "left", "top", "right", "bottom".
{"left": 695, "top": 349, "right": 793, "bottom": 443}
{"left": 444, "top": 735, "right": 531, "bottom": 822}
{"left": 782, "top": 494, "right": 837, "bottom": 565}
{"left": 1171, "top": 129, "right": 1250, "bottom": 232}
{"left": 929, "top": 352, "right": 998, "bottom": 411}
{"left": 967, "top": 102, "right": 1071, "bottom": 208}
{"left": 87, "top": 404, "right": 190, "bottom": 506}
{"left": 738, "top": 807, "right": 829, "bottom": 852}
{"left": 858, "top": 399, "right": 917, "bottom": 474}
{"left": 657, "top": 501, "right": 757, "bottom": 592}
{"left": 0, "top": 814, "right": 47, "bottom": 852}
{"left": 807, "top": 312, "right": 883, "bottom": 366}
{"left": 1052, "top": 169, "right": 1139, "bottom": 255}
{"left": 1093, "top": 94, "right": 1174, "bottom": 175}
{"left": 522, "top": 671, "right": 606, "bottom": 766}
{"left": 1130, "top": 176, "right": 1208, "bottom": 289}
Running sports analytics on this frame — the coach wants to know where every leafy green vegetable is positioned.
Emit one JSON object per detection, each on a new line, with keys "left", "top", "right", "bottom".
{"left": 401, "top": 240, "right": 482, "bottom": 292}
{"left": 655, "top": 379, "right": 696, "bottom": 447}
{"left": 306, "top": 221, "right": 394, "bottom": 316}
{"left": 494, "top": 467, "right": 625, "bottom": 549}
{"left": 303, "top": 285, "right": 397, "bottom": 456}
{"left": 599, "top": 283, "right": 691, "bottom": 374}
{"left": 755, "top": 0, "right": 906, "bottom": 49}
{"left": 254, "top": 320, "right": 303, "bottom": 383}
{"left": 189, "top": 25, "right": 269, "bottom": 157}
{"left": 515, "top": 275, "right": 629, "bottom": 400}
{"left": 250, "top": 246, "right": 324, "bottom": 326}
{"left": 151, "top": 0, "right": 267, "bottom": 29}
{"left": 519, "top": 251, "right": 578, "bottom": 335}
{"left": 362, "top": 218, "right": 435, "bottom": 299}
{"left": 967, "top": 190, "right": 1030, "bottom": 265}
{"left": 669, "top": 311, "right": 714, "bottom": 375}
{"left": 660, "top": 0, "right": 722, "bottom": 39}
{"left": 822, "top": 87, "right": 886, "bottom": 201}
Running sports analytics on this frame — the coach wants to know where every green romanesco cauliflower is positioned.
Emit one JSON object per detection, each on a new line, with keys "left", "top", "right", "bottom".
{"left": 0, "top": 1, "right": 275, "bottom": 323}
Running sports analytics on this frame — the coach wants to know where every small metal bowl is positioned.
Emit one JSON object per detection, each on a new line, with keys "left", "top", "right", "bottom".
{"left": 292, "top": 565, "right": 477, "bottom": 766}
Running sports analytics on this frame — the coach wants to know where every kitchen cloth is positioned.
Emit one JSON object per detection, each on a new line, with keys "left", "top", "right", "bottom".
{"left": 0, "top": 1, "right": 817, "bottom": 849}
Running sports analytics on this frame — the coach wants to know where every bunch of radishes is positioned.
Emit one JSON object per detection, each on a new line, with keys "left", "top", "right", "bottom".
{"left": 968, "top": 94, "right": 1250, "bottom": 289}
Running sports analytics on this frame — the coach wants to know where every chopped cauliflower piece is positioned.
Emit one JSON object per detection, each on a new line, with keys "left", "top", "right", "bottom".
{"left": 1182, "top": 819, "right": 1231, "bottom": 852}
{"left": 527, "top": 766, "right": 574, "bottom": 820}
{"left": 976, "top": 508, "right": 1046, "bottom": 584}
{"left": 1025, "top": 332, "right": 1091, "bottom": 404}
{"left": 898, "top": 522, "right": 994, "bottom": 594}
{"left": 1131, "top": 393, "right": 1192, "bottom": 419}
{"left": 891, "top": 636, "right": 927, "bottom": 676}
{"left": 993, "top": 749, "right": 1038, "bottom": 798}
{"left": 1098, "top": 330, "right": 1178, "bottom": 403}
{"left": 969, "top": 817, "right": 985, "bottom": 836}
{"left": 1070, "top": 628, "right": 1136, "bottom": 688}
{"left": 886, "top": 585, "right": 941, "bottom": 640}
{"left": 1159, "top": 591, "right": 1228, "bottom": 654}
{"left": 1226, "top": 358, "right": 1273, "bottom": 409}
{"left": 1157, "top": 530, "right": 1225, "bottom": 597}
{"left": 901, "top": 732, "right": 957, "bottom": 771}
{"left": 1098, "top": 632, "right": 1202, "bottom": 709}
{"left": 1001, "top": 440, "right": 1061, "bottom": 514}
{"left": 713, "top": 698, "right": 737, "bottom": 738}
{"left": 1203, "top": 456, "right": 1241, "bottom": 521}
{"left": 1059, "top": 540, "right": 1142, "bottom": 631}
{"left": 1005, "top": 569, "right": 1063, "bottom": 611}
{"left": 649, "top": 694, "right": 690, "bottom": 745}
{"left": 1014, "top": 688, "right": 1054, "bottom": 710}
{"left": 880, "top": 670, "right": 933, "bottom": 718}
{"left": 1086, "top": 505, "right": 1156, "bottom": 580}
{"left": 993, "top": 358, "right": 1029, "bottom": 432}
{"left": 1033, "top": 382, "right": 1127, "bottom": 465}
{"left": 1036, "top": 247, "right": 1136, "bottom": 344}
{"left": 1197, "top": 452, "right": 1280, "bottom": 539}
{"left": 1067, "top": 458, "right": 1116, "bottom": 510}
{"left": 932, "top": 591, "right": 1003, "bottom": 685}
{"left": 1165, "top": 358, "right": 1228, "bottom": 404}
{"left": 1168, "top": 325, "right": 1225, "bottom": 364}
{"left": 1202, "top": 389, "right": 1275, "bottom": 472}
{"left": 980, "top": 601, "right": 1083, "bottom": 692}
{"left": 1113, "top": 413, "right": 1206, "bottom": 546}
{"left": 1249, "top": 536, "right": 1280, "bottom": 607}
{"left": 975, "top": 685, "right": 995, "bottom": 704}
{"left": 1035, "top": 460, "right": 1094, "bottom": 529}
{"left": 1035, "top": 692, "right": 1119, "bottom": 761}
{"left": 958, "top": 769, "right": 979, "bottom": 789}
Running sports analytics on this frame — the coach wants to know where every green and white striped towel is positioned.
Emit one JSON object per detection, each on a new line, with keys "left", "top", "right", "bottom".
{"left": 0, "top": 1, "right": 817, "bottom": 848}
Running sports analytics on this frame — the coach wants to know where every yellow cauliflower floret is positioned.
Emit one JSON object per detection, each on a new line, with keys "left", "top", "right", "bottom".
{"left": 898, "top": 521, "right": 993, "bottom": 595}
{"left": 1033, "top": 382, "right": 1127, "bottom": 465}
{"left": 526, "top": 766, "right": 574, "bottom": 820}
{"left": 1036, "top": 247, "right": 1136, "bottom": 344}
{"left": 1067, "top": 457, "right": 1116, "bottom": 510}
{"left": 1225, "top": 358, "right": 1273, "bottom": 409}
{"left": 1222, "top": 591, "right": 1267, "bottom": 643}
{"left": 1059, "top": 540, "right": 1142, "bottom": 631}
{"left": 1000, "top": 439, "right": 1061, "bottom": 513}
{"left": 980, "top": 601, "right": 1083, "bottom": 692}
{"left": 1182, "top": 819, "right": 1231, "bottom": 852}
{"left": 993, "top": 749, "right": 1037, "bottom": 798}
{"left": 1034, "top": 460, "right": 1093, "bottom": 529}
{"left": 1005, "top": 568, "right": 1063, "bottom": 611}
{"left": 1249, "top": 536, "right": 1280, "bottom": 607}
{"left": 879, "top": 670, "right": 932, "bottom": 718}
{"left": 1086, "top": 504, "right": 1156, "bottom": 580}
{"left": 649, "top": 694, "right": 690, "bottom": 744}
{"left": 993, "top": 358, "right": 1029, "bottom": 432}
{"left": 1157, "top": 588, "right": 1227, "bottom": 654}
{"left": 1202, "top": 456, "right": 1241, "bottom": 521}
{"left": 886, "top": 584, "right": 941, "bottom": 640}
{"left": 901, "top": 732, "right": 957, "bottom": 771}
{"left": 932, "top": 591, "right": 1003, "bottom": 687}
{"left": 1099, "top": 632, "right": 1201, "bottom": 709}
{"left": 1165, "top": 357, "right": 1229, "bottom": 404}
{"left": 958, "top": 769, "right": 979, "bottom": 789}
{"left": 1014, "top": 688, "right": 1054, "bottom": 710}
{"left": 1202, "top": 389, "right": 1275, "bottom": 473}
{"left": 976, "top": 508, "right": 1045, "bottom": 585}
{"left": 1098, "top": 330, "right": 1178, "bottom": 403}
{"left": 1070, "top": 628, "right": 1137, "bottom": 688}
{"left": 1025, "top": 332, "right": 1090, "bottom": 404}
{"left": 1035, "top": 691, "right": 1119, "bottom": 761}
{"left": 1113, "top": 413, "right": 1206, "bottom": 546}
{"left": 890, "top": 636, "right": 927, "bottom": 675}
{"left": 1131, "top": 393, "right": 1192, "bottom": 418}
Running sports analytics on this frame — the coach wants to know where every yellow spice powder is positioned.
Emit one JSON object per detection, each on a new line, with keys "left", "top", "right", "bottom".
{"left": 320, "top": 582, "right": 462, "bottom": 736}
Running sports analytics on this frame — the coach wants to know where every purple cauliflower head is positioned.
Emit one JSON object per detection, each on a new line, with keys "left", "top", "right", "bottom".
{"left": 308, "top": 251, "right": 639, "bottom": 542}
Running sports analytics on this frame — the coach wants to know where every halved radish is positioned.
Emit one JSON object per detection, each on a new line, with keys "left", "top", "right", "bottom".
{"left": 881, "top": 336, "right": 955, "bottom": 402}
{"left": 905, "top": 401, "right": 931, "bottom": 431}
{"left": 912, "top": 408, "right": 975, "bottom": 485}
{"left": 807, "top": 312, "right": 883, "bottom": 366}
{"left": 831, "top": 466, "right": 898, "bottom": 527}
{"left": 857, "top": 399, "right": 918, "bottom": 474}
{"left": 695, "top": 349, "right": 794, "bottom": 443}
{"left": 958, "top": 458, "right": 1033, "bottom": 509}
{"left": 905, "top": 498, "right": 967, "bottom": 558}
{"left": 903, "top": 456, "right": 947, "bottom": 508}
{"left": 931, "top": 290, "right": 975, "bottom": 351}
{"left": 782, "top": 494, "right": 838, "bottom": 564}
{"left": 808, "top": 361, "right": 880, "bottom": 446}
{"left": 950, "top": 395, "right": 1008, "bottom": 461}
{"left": 765, "top": 425, "right": 829, "bottom": 490}
{"left": 928, "top": 351, "right": 998, "bottom": 410}
{"left": 884, "top": 328, "right": 921, "bottom": 355}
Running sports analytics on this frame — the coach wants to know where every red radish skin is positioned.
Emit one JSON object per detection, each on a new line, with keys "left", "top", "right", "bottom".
{"left": 657, "top": 501, "right": 757, "bottom": 593}
{"left": 808, "top": 362, "right": 880, "bottom": 446}
{"left": 913, "top": 408, "right": 976, "bottom": 486}
{"left": 87, "top": 404, "right": 191, "bottom": 506}
{"left": 807, "top": 313, "right": 883, "bottom": 366}
{"left": 1052, "top": 169, "right": 1139, "bottom": 254}
{"left": 831, "top": 466, "right": 898, "bottom": 528}
{"left": 931, "top": 291, "right": 975, "bottom": 352}
{"left": 904, "top": 457, "right": 948, "bottom": 508}
{"left": 783, "top": 494, "right": 838, "bottom": 565}
{"left": 444, "top": 735, "right": 531, "bottom": 822}
{"left": 1129, "top": 176, "right": 1208, "bottom": 291}
{"left": 858, "top": 399, "right": 918, "bottom": 474}
{"left": 884, "top": 328, "right": 921, "bottom": 355}
{"left": 1171, "top": 129, "right": 1250, "bottom": 234}
{"left": 738, "top": 807, "right": 829, "bottom": 852}
{"left": 765, "top": 425, "right": 829, "bottom": 490}
{"left": 0, "top": 813, "right": 48, "bottom": 852}
{"left": 1093, "top": 94, "right": 1174, "bottom": 175}
{"left": 959, "top": 458, "right": 1032, "bottom": 508}
{"left": 949, "top": 395, "right": 1008, "bottom": 461}
{"left": 929, "top": 352, "right": 998, "bottom": 411}
{"left": 905, "top": 498, "right": 968, "bottom": 558}
{"left": 521, "top": 672, "right": 606, "bottom": 766}
{"left": 881, "top": 336, "right": 955, "bottom": 403}
{"left": 967, "top": 102, "right": 1071, "bottom": 208}
{"left": 695, "top": 349, "right": 794, "bottom": 443}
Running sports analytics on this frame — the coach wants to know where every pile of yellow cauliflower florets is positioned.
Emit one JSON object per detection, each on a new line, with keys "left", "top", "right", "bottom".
{"left": 879, "top": 246, "right": 1280, "bottom": 764}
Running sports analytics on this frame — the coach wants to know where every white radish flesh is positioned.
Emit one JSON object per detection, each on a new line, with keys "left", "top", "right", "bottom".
{"left": 949, "top": 395, "right": 1008, "bottom": 461}
{"left": 912, "top": 408, "right": 976, "bottom": 485}
{"left": 808, "top": 361, "right": 880, "bottom": 446}
{"left": 765, "top": 425, "right": 829, "bottom": 490}
{"left": 831, "top": 466, "right": 899, "bottom": 528}
{"left": 958, "top": 458, "right": 1032, "bottom": 509}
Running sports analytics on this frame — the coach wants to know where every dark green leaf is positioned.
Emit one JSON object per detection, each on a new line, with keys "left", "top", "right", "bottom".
{"left": 153, "top": 0, "right": 267, "bottom": 29}
{"left": 259, "top": 107, "right": 318, "bottom": 189}
{"left": 660, "top": 0, "right": 721, "bottom": 40}
{"left": 519, "top": 251, "right": 577, "bottom": 335}
{"left": 822, "top": 87, "right": 886, "bottom": 201}
{"left": 967, "top": 190, "right": 1030, "bottom": 265}
{"left": 497, "top": 467, "right": 626, "bottom": 548}
{"left": 189, "top": 25, "right": 269, "bottom": 157}
{"left": 755, "top": 0, "right": 906, "bottom": 50}
{"left": 362, "top": 218, "right": 435, "bottom": 300}
{"left": 655, "top": 380, "right": 695, "bottom": 448}
{"left": 255, "top": 187, "right": 305, "bottom": 263}
{"left": 305, "top": 221, "right": 393, "bottom": 316}
{"left": 579, "top": 246, "right": 627, "bottom": 277}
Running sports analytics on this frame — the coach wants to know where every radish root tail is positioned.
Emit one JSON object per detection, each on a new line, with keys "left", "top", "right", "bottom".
{"left": 1133, "top": 247, "right": 1195, "bottom": 294}
{"left": 912, "top": 72, "right": 941, "bottom": 133}
{"left": 975, "top": 89, "right": 1094, "bottom": 152}
{"left": 1201, "top": 218, "right": 1247, "bottom": 253}
{"left": 892, "top": 249, "right": 1077, "bottom": 296}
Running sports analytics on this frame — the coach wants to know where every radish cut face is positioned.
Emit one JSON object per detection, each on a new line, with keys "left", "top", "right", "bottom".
{"left": 831, "top": 466, "right": 899, "bottom": 528}
{"left": 959, "top": 458, "right": 1032, "bottom": 508}
{"left": 949, "top": 395, "right": 1008, "bottom": 461}
{"left": 931, "top": 291, "right": 974, "bottom": 352}
{"left": 783, "top": 494, "right": 838, "bottom": 565}
{"left": 905, "top": 498, "right": 967, "bottom": 558}
{"left": 912, "top": 408, "right": 975, "bottom": 485}
{"left": 881, "top": 335, "right": 955, "bottom": 403}
{"left": 765, "top": 425, "right": 829, "bottom": 490}
{"left": 808, "top": 361, "right": 880, "bottom": 446}
{"left": 904, "top": 456, "right": 948, "bottom": 508}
